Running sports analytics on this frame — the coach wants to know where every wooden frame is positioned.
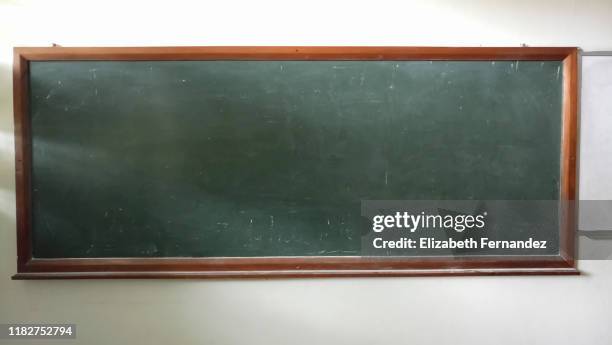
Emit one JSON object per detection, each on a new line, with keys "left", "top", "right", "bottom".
{"left": 12, "top": 46, "right": 579, "bottom": 279}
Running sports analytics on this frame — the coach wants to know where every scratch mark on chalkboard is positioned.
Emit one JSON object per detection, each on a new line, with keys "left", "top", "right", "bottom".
{"left": 515, "top": 61, "right": 519, "bottom": 71}
{"left": 556, "top": 66, "right": 561, "bottom": 80}
{"left": 270, "top": 215, "right": 274, "bottom": 229}
{"left": 42, "top": 215, "right": 53, "bottom": 235}
{"left": 385, "top": 170, "right": 388, "bottom": 185}
{"left": 89, "top": 68, "right": 97, "bottom": 80}
{"left": 389, "top": 64, "right": 398, "bottom": 90}
{"left": 491, "top": 61, "right": 495, "bottom": 66}
{"left": 45, "top": 92, "right": 52, "bottom": 99}
{"left": 359, "top": 72, "right": 365, "bottom": 86}
{"left": 280, "top": 64, "right": 284, "bottom": 72}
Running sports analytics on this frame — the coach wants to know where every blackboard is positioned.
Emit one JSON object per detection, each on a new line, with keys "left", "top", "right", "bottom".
{"left": 12, "top": 47, "right": 579, "bottom": 278}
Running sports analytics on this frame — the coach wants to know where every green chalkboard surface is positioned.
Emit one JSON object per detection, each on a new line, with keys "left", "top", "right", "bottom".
{"left": 28, "top": 60, "right": 563, "bottom": 258}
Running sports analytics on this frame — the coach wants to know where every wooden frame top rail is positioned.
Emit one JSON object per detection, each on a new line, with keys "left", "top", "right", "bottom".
{"left": 14, "top": 46, "right": 576, "bottom": 60}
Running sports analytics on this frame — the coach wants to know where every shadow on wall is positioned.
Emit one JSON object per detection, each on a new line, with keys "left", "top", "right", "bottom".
{"left": 0, "top": 55, "right": 17, "bottom": 275}
{"left": 0, "top": 57, "right": 15, "bottom": 193}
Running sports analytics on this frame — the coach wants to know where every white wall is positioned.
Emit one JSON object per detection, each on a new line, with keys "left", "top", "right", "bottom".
{"left": 1, "top": 1, "right": 612, "bottom": 344}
